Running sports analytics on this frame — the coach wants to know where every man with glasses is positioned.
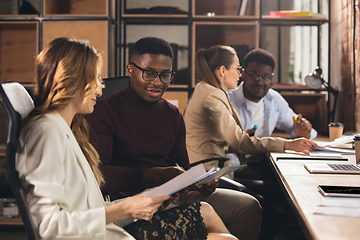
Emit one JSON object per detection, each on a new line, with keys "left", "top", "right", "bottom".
{"left": 226, "top": 48, "right": 317, "bottom": 178}
{"left": 227, "top": 48, "right": 317, "bottom": 142}
{"left": 87, "top": 37, "right": 262, "bottom": 240}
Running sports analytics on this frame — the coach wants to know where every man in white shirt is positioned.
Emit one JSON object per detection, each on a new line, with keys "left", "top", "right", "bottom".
{"left": 227, "top": 48, "right": 317, "bottom": 142}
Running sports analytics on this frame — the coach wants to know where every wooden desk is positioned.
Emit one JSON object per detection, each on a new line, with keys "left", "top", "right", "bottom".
{"left": 269, "top": 152, "right": 360, "bottom": 240}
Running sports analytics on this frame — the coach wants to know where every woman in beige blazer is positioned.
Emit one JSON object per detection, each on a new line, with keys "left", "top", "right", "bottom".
{"left": 16, "top": 38, "right": 237, "bottom": 240}
{"left": 184, "top": 44, "right": 318, "bottom": 240}
{"left": 184, "top": 45, "right": 317, "bottom": 173}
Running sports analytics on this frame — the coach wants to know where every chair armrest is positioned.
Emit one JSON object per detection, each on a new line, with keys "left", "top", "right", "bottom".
{"left": 189, "top": 157, "right": 229, "bottom": 168}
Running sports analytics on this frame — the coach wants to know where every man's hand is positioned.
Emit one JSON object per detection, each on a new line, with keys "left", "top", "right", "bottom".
{"left": 293, "top": 114, "right": 312, "bottom": 139}
{"left": 284, "top": 138, "right": 318, "bottom": 154}
{"left": 196, "top": 179, "right": 219, "bottom": 195}
{"left": 245, "top": 126, "right": 257, "bottom": 137}
{"left": 143, "top": 166, "right": 185, "bottom": 189}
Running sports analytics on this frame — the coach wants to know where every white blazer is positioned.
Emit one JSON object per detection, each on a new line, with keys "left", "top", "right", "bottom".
{"left": 16, "top": 113, "right": 135, "bottom": 240}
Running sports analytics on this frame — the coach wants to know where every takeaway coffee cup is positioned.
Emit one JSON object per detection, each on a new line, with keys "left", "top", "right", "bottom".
{"left": 354, "top": 135, "right": 360, "bottom": 164}
{"left": 328, "top": 122, "right": 344, "bottom": 141}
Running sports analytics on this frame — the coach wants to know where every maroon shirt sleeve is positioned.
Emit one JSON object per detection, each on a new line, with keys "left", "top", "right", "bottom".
{"left": 87, "top": 100, "right": 144, "bottom": 193}
{"left": 168, "top": 109, "right": 190, "bottom": 170}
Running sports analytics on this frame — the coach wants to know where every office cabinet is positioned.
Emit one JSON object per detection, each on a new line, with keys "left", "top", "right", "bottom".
{"left": 0, "top": 0, "right": 116, "bottom": 228}
{"left": 43, "top": 0, "right": 114, "bottom": 16}
{"left": 119, "top": 0, "right": 329, "bottom": 88}
{"left": 119, "top": 0, "right": 330, "bottom": 132}
{"left": 0, "top": 0, "right": 116, "bottom": 83}
{"left": 0, "top": 22, "right": 38, "bottom": 83}
{"left": 0, "top": 0, "right": 329, "bottom": 88}
{"left": 42, "top": 21, "right": 111, "bottom": 77}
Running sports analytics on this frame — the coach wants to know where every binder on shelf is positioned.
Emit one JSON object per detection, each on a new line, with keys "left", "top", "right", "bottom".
{"left": 237, "top": 0, "right": 243, "bottom": 15}
{"left": 238, "top": 0, "right": 248, "bottom": 16}
{"left": 269, "top": 10, "right": 326, "bottom": 18}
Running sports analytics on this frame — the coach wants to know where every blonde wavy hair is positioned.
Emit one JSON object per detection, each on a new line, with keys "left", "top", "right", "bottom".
{"left": 24, "top": 37, "right": 104, "bottom": 186}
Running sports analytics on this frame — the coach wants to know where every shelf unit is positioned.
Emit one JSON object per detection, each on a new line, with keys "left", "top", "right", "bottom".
{"left": 1, "top": 0, "right": 331, "bottom": 111}
{"left": 119, "top": 0, "right": 330, "bottom": 128}
{"left": 119, "top": 0, "right": 329, "bottom": 88}
{"left": 0, "top": 0, "right": 331, "bottom": 93}
{"left": 0, "top": 0, "right": 117, "bottom": 84}
{"left": 0, "top": 0, "right": 332, "bottom": 227}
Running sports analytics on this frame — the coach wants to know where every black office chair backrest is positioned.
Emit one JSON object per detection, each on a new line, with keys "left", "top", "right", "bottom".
{"left": 99, "top": 76, "right": 130, "bottom": 100}
{"left": 0, "top": 82, "right": 37, "bottom": 240}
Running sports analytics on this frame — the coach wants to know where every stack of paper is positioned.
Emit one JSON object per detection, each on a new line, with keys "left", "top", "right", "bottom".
{"left": 315, "top": 135, "right": 357, "bottom": 148}
{"left": 311, "top": 135, "right": 357, "bottom": 157}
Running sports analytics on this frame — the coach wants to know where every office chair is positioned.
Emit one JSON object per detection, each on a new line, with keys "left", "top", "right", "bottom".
{"left": 0, "top": 82, "right": 37, "bottom": 240}
{"left": 99, "top": 76, "right": 130, "bottom": 100}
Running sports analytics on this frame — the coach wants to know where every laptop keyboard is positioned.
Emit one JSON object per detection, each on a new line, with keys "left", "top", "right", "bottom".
{"left": 328, "top": 164, "right": 360, "bottom": 171}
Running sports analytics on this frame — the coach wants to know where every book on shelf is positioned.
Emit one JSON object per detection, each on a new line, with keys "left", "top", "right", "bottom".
{"left": 238, "top": 0, "right": 248, "bottom": 16}
{"left": 269, "top": 10, "right": 326, "bottom": 18}
{"left": 142, "top": 164, "right": 243, "bottom": 198}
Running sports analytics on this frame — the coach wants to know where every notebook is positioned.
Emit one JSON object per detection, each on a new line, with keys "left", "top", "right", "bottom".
{"left": 304, "top": 162, "right": 360, "bottom": 174}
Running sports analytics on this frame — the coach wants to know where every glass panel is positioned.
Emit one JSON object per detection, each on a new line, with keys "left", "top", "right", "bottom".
{"left": 261, "top": 25, "right": 326, "bottom": 85}
{"left": 44, "top": 0, "right": 107, "bottom": 16}
{"left": 124, "top": 0, "right": 188, "bottom": 15}
{"left": 194, "top": 0, "right": 256, "bottom": 17}
{"left": 195, "top": 23, "right": 258, "bottom": 65}
{"left": 0, "top": 0, "right": 40, "bottom": 15}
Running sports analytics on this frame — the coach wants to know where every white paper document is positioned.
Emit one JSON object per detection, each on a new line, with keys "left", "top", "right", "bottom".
{"left": 142, "top": 164, "right": 242, "bottom": 198}
{"left": 312, "top": 135, "right": 357, "bottom": 156}
{"left": 315, "top": 206, "right": 360, "bottom": 218}
{"left": 315, "top": 135, "right": 357, "bottom": 148}
{"left": 316, "top": 196, "right": 360, "bottom": 207}
{"left": 314, "top": 196, "right": 360, "bottom": 218}
{"left": 309, "top": 152, "right": 343, "bottom": 158}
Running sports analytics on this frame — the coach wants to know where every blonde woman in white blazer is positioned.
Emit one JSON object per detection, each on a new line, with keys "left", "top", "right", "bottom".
{"left": 16, "top": 38, "right": 237, "bottom": 240}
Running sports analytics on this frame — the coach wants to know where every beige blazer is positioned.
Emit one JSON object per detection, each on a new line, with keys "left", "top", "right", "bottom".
{"left": 184, "top": 82, "right": 285, "bottom": 177}
{"left": 16, "top": 113, "right": 135, "bottom": 240}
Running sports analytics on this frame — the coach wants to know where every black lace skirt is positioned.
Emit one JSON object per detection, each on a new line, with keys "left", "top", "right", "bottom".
{"left": 124, "top": 201, "right": 207, "bottom": 240}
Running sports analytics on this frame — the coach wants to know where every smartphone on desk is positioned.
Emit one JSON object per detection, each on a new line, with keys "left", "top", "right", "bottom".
{"left": 318, "top": 185, "right": 360, "bottom": 197}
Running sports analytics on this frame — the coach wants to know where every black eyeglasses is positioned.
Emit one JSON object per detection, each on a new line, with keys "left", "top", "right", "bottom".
{"left": 131, "top": 62, "right": 175, "bottom": 84}
{"left": 244, "top": 69, "right": 273, "bottom": 83}
{"left": 230, "top": 66, "right": 242, "bottom": 75}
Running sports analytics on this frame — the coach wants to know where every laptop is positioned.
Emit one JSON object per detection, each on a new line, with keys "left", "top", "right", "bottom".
{"left": 304, "top": 162, "right": 360, "bottom": 174}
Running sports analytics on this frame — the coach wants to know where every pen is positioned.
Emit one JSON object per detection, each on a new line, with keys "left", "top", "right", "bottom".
{"left": 294, "top": 116, "right": 301, "bottom": 124}
{"left": 249, "top": 124, "right": 257, "bottom": 137}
